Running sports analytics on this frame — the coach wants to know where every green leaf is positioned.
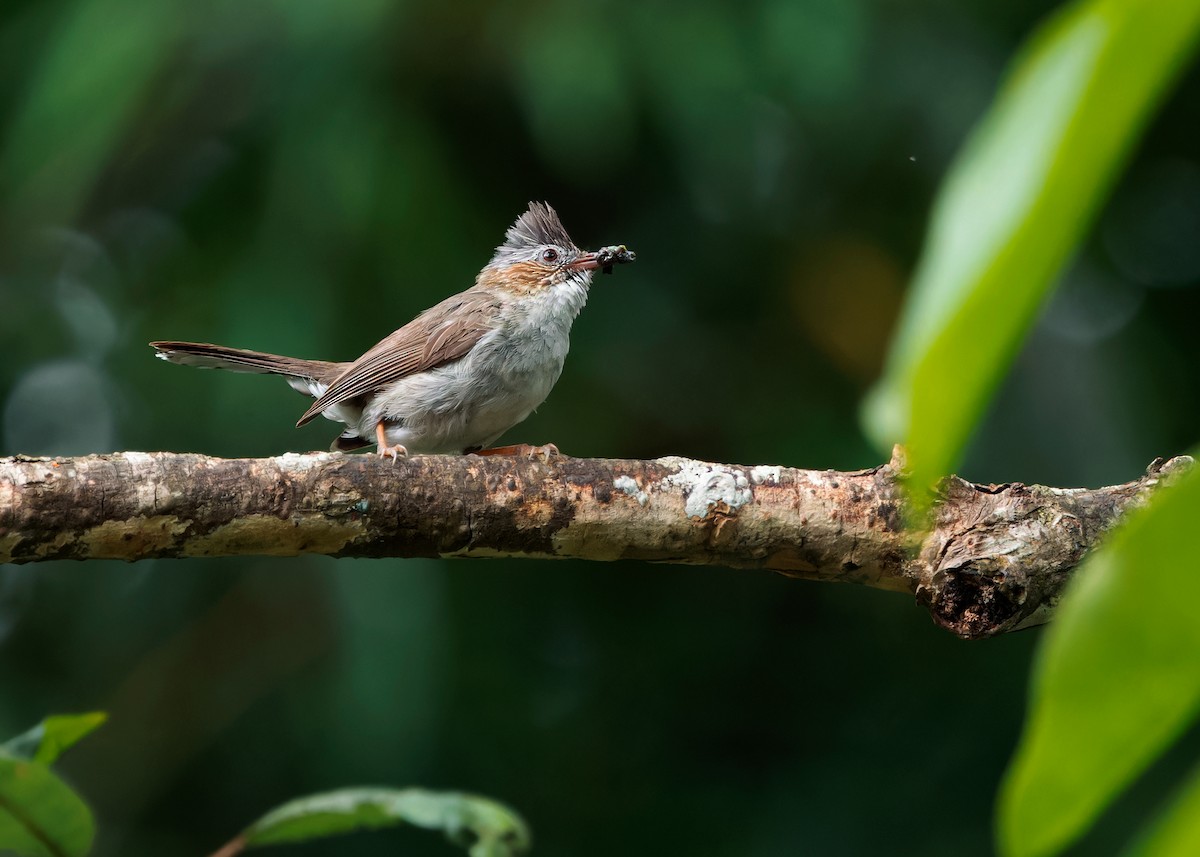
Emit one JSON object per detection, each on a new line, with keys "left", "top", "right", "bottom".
{"left": 1124, "top": 759, "right": 1200, "bottom": 857}
{"left": 2, "top": 714, "right": 107, "bottom": 766}
{"left": 237, "top": 788, "right": 530, "bottom": 856}
{"left": 864, "top": 0, "right": 1200, "bottom": 501}
{"left": 0, "top": 752, "right": 95, "bottom": 857}
{"left": 997, "top": 461, "right": 1200, "bottom": 857}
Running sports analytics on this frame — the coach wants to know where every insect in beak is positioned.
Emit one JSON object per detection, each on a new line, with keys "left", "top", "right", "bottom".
{"left": 569, "top": 245, "right": 637, "bottom": 275}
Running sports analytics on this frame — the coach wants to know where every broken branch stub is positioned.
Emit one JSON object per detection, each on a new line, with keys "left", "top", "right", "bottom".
{"left": 911, "top": 456, "right": 1193, "bottom": 637}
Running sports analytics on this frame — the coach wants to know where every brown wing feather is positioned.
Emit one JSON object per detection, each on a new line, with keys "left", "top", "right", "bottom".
{"left": 296, "top": 290, "right": 501, "bottom": 427}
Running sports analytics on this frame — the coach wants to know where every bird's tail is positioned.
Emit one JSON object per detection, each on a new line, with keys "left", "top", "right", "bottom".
{"left": 150, "top": 341, "right": 347, "bottom": 390}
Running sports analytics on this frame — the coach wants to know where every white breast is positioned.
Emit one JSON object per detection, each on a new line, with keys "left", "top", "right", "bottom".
{"left": 362, "top": 278, "right": 591, "bottom": 454}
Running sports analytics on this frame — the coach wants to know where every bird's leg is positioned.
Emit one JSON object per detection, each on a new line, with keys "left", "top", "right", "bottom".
{"left": 469, "top": 443, "right": 560, "bottom": 461}
{"left": 375, "top": 421, "right": 408, "bottom": 463}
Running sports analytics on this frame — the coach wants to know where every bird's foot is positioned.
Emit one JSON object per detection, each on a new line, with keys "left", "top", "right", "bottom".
{"left": 471, "top": 443, "right": 560, "bottom": 461}
{"left": 376, "top": 443, "right": 408, "bottom": 463}
{"left": 375, "top": 421, "right": 407, "bottom": 464}
{"left": 526, "top": 443, "right": 559, "bottom": 461}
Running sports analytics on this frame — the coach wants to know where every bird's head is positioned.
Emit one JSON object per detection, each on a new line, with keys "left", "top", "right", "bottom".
{"left": 478, "top": 202, "right": 634, "bottom": 294}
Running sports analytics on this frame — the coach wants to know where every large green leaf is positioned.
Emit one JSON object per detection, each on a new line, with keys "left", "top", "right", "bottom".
{"left": 997, "top": 462, "right": 1200, "bottom": 857}
{"left": 228, "top": 788, "right": 530, "bottom": 856}
{"left": 2, "top": 713, "right": 107, "bottom": 766}
{"left": 0, "top": 752, "right": 95, "bottom": 857}
{"left": 864, "top": 0, "right": 1200, "bottom": 500}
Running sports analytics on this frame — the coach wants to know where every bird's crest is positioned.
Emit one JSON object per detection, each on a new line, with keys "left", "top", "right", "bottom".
{"left": 502, "top": 202, "right": 576, "bottom": 252}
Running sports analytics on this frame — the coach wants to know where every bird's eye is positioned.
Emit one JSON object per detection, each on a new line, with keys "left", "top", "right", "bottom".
{"left": 541, "top": 248, "right": 559, "bottom": 263}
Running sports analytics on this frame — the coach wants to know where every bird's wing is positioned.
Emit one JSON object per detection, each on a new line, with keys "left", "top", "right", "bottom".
{"left": 296, "top": 289, "right": 501, "bottom": 427}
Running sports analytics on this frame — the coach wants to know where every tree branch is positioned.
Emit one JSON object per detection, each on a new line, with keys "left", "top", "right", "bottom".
{"left": 0, "top": 449, "right": 1190, "bottom": 639}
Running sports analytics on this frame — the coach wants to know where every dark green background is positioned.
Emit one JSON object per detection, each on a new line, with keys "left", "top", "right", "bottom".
{"left": 1, "top": 0, "right": 1198, "bottom": 854}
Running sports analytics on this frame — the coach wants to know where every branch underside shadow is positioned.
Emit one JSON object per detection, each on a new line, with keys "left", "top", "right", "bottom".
{"left": 0, "top": 449, "right": 1189, "bottom": 639}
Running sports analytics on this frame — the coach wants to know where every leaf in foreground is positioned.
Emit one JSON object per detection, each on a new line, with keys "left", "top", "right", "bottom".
{"left": 2, "top": 713, "right": 107, "bottom": 765}
{"left": 998, "top": 463, "right": 1200, "bottom": 857}
{"left": 863, "top": 0, "right": 1200, "bottom": 504}
{"left": 214, "top": 787, "right": 531, "bottom": 857}
{"left": 0, "top": 752, "right": 95, "bottom": 857}
{"left": 1124, "top": 758, "right": 1200, "bottom": 857}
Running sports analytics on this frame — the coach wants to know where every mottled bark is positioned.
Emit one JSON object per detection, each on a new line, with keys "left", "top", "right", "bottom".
{"left": 0, "top": 449, "right": 1189, "bottom": 639}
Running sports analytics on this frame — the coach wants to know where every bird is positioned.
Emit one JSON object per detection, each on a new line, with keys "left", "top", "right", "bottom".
{"left": 151, "top": 202, "right": 635, "bottom": 460}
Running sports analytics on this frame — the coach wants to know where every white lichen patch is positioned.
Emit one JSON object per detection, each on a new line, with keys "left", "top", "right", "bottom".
{"left": 613, "top": 475, "right": 649, "bottom": 506}
{"left": 273, "top": 452, "right": 342, "bottom": 472}
{"left": 750, "top": 465, "right": 782, "bottom": 486}
{"left": 121, "top": 452, "right": 162, "bottom": 511}
{"left": 657, "top": 457, "right": 753, "bottom": 519}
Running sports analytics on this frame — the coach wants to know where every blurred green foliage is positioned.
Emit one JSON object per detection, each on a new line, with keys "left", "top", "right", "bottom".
{"left": 2, "top": 711, "right": 107, "bottom": 765}
{"left": 856, "top": 1, "right": 1200, "bottom": 852}
{"left": 1129, "top": 759, "right": 1200, "bottom": 857}
{"left": 0, "top": 713, "right": 105, "bottom": 857}
{"left": 234, "top": 788, "right": 529, "bottom": 856}
{"left": 998, "top": 462, "right": 1200, "bottom": 857}
{"left": 0, "top": 754, "right": 94, "bottom": 857}
{"left": 1, "top": 0, "right": 1199, "bottom": 855}
{"left": 865, "top": 0, "right": 1200, "bottom": 504}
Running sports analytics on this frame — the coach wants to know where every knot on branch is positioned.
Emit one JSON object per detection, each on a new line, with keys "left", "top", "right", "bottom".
{"left": 913, "top": 455, "right": 1193, "bottom": 639}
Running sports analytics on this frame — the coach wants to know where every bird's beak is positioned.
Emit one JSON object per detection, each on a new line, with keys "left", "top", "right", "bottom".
{"left": 569, "top": 252, "right": 603, "bottom": 271}
{"left": 568, "top": 245, "right": 636, "bottom": 273}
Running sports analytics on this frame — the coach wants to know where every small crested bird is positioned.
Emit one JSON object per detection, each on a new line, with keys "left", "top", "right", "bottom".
{"left": 151, "top": 202, "right": 635, "bottom": 459}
